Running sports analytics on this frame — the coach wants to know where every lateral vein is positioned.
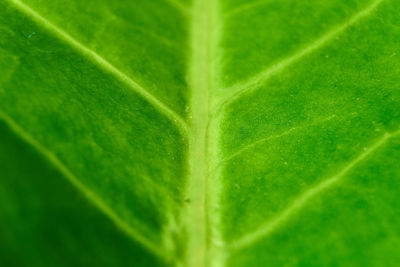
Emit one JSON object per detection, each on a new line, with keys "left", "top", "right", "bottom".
{"left": 225, "top": 0, "right": 273, "bottom": 19}
{"left": 230, "top": 131, "right": 395, "bottom": 250}
{"left": 219, "top": 0, "right": 385, "bottom": 108}
{"left": 7, "top": 0, "right": 189, "bottom": 135}
{"left": 163, "top": 0, "right": 191, "bottom": 15}
{"left": 0, "top": 111, "right": 170, "bottom": 261}
{"left": 213, "top": 114, "right": 337, "bottom": 172}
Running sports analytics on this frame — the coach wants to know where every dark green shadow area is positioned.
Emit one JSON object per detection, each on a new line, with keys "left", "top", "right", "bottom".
{"left": 0, "top": 121, "right": 165, "bottom": 267}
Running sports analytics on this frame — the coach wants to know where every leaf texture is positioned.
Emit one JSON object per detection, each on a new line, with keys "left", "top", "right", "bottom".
{"left": 0, "top": 0, "right": 399, "bottom": 266}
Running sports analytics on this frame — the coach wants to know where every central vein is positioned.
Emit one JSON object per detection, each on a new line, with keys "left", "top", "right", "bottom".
{"left": 186, "top": 0, "right": 219, "bottom": 266}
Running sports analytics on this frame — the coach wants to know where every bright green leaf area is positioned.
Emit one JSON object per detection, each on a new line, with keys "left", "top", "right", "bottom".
{"left": 0, "top": 0, "right": 399, "bottom": 266}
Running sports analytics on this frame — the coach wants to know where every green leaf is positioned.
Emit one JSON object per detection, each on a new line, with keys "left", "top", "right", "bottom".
{"left": 1, "top": 0, "right": 399, "bottom": 266}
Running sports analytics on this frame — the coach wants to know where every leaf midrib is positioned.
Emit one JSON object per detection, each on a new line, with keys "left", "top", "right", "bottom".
{"left": 184, "top": 0, "right": 219, "bottom": 265}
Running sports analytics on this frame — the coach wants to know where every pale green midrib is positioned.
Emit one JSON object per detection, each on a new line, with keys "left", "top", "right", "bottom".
{"left": 216, "top": 0, "right": 385, "bottom": 108}
{"left": 185, "top": 0, "right": 218, "bottom": 266}
{"left": 0, "top": 111, "right": 170, "bottom": 261}
{"left": 7, "top": 0, "right": 189, "bottom": 136}
{"left": 230, "top": 130, "right": 400, "bottom": 250}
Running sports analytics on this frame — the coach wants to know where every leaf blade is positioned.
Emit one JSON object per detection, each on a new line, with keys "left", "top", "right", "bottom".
{"left": 1, "top": 0, "right": 399, "bottom": 266}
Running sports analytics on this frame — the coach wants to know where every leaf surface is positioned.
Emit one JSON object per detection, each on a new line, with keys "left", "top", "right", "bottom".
{"left": 0, "top": 0, "right": 399, "bottom": 266}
